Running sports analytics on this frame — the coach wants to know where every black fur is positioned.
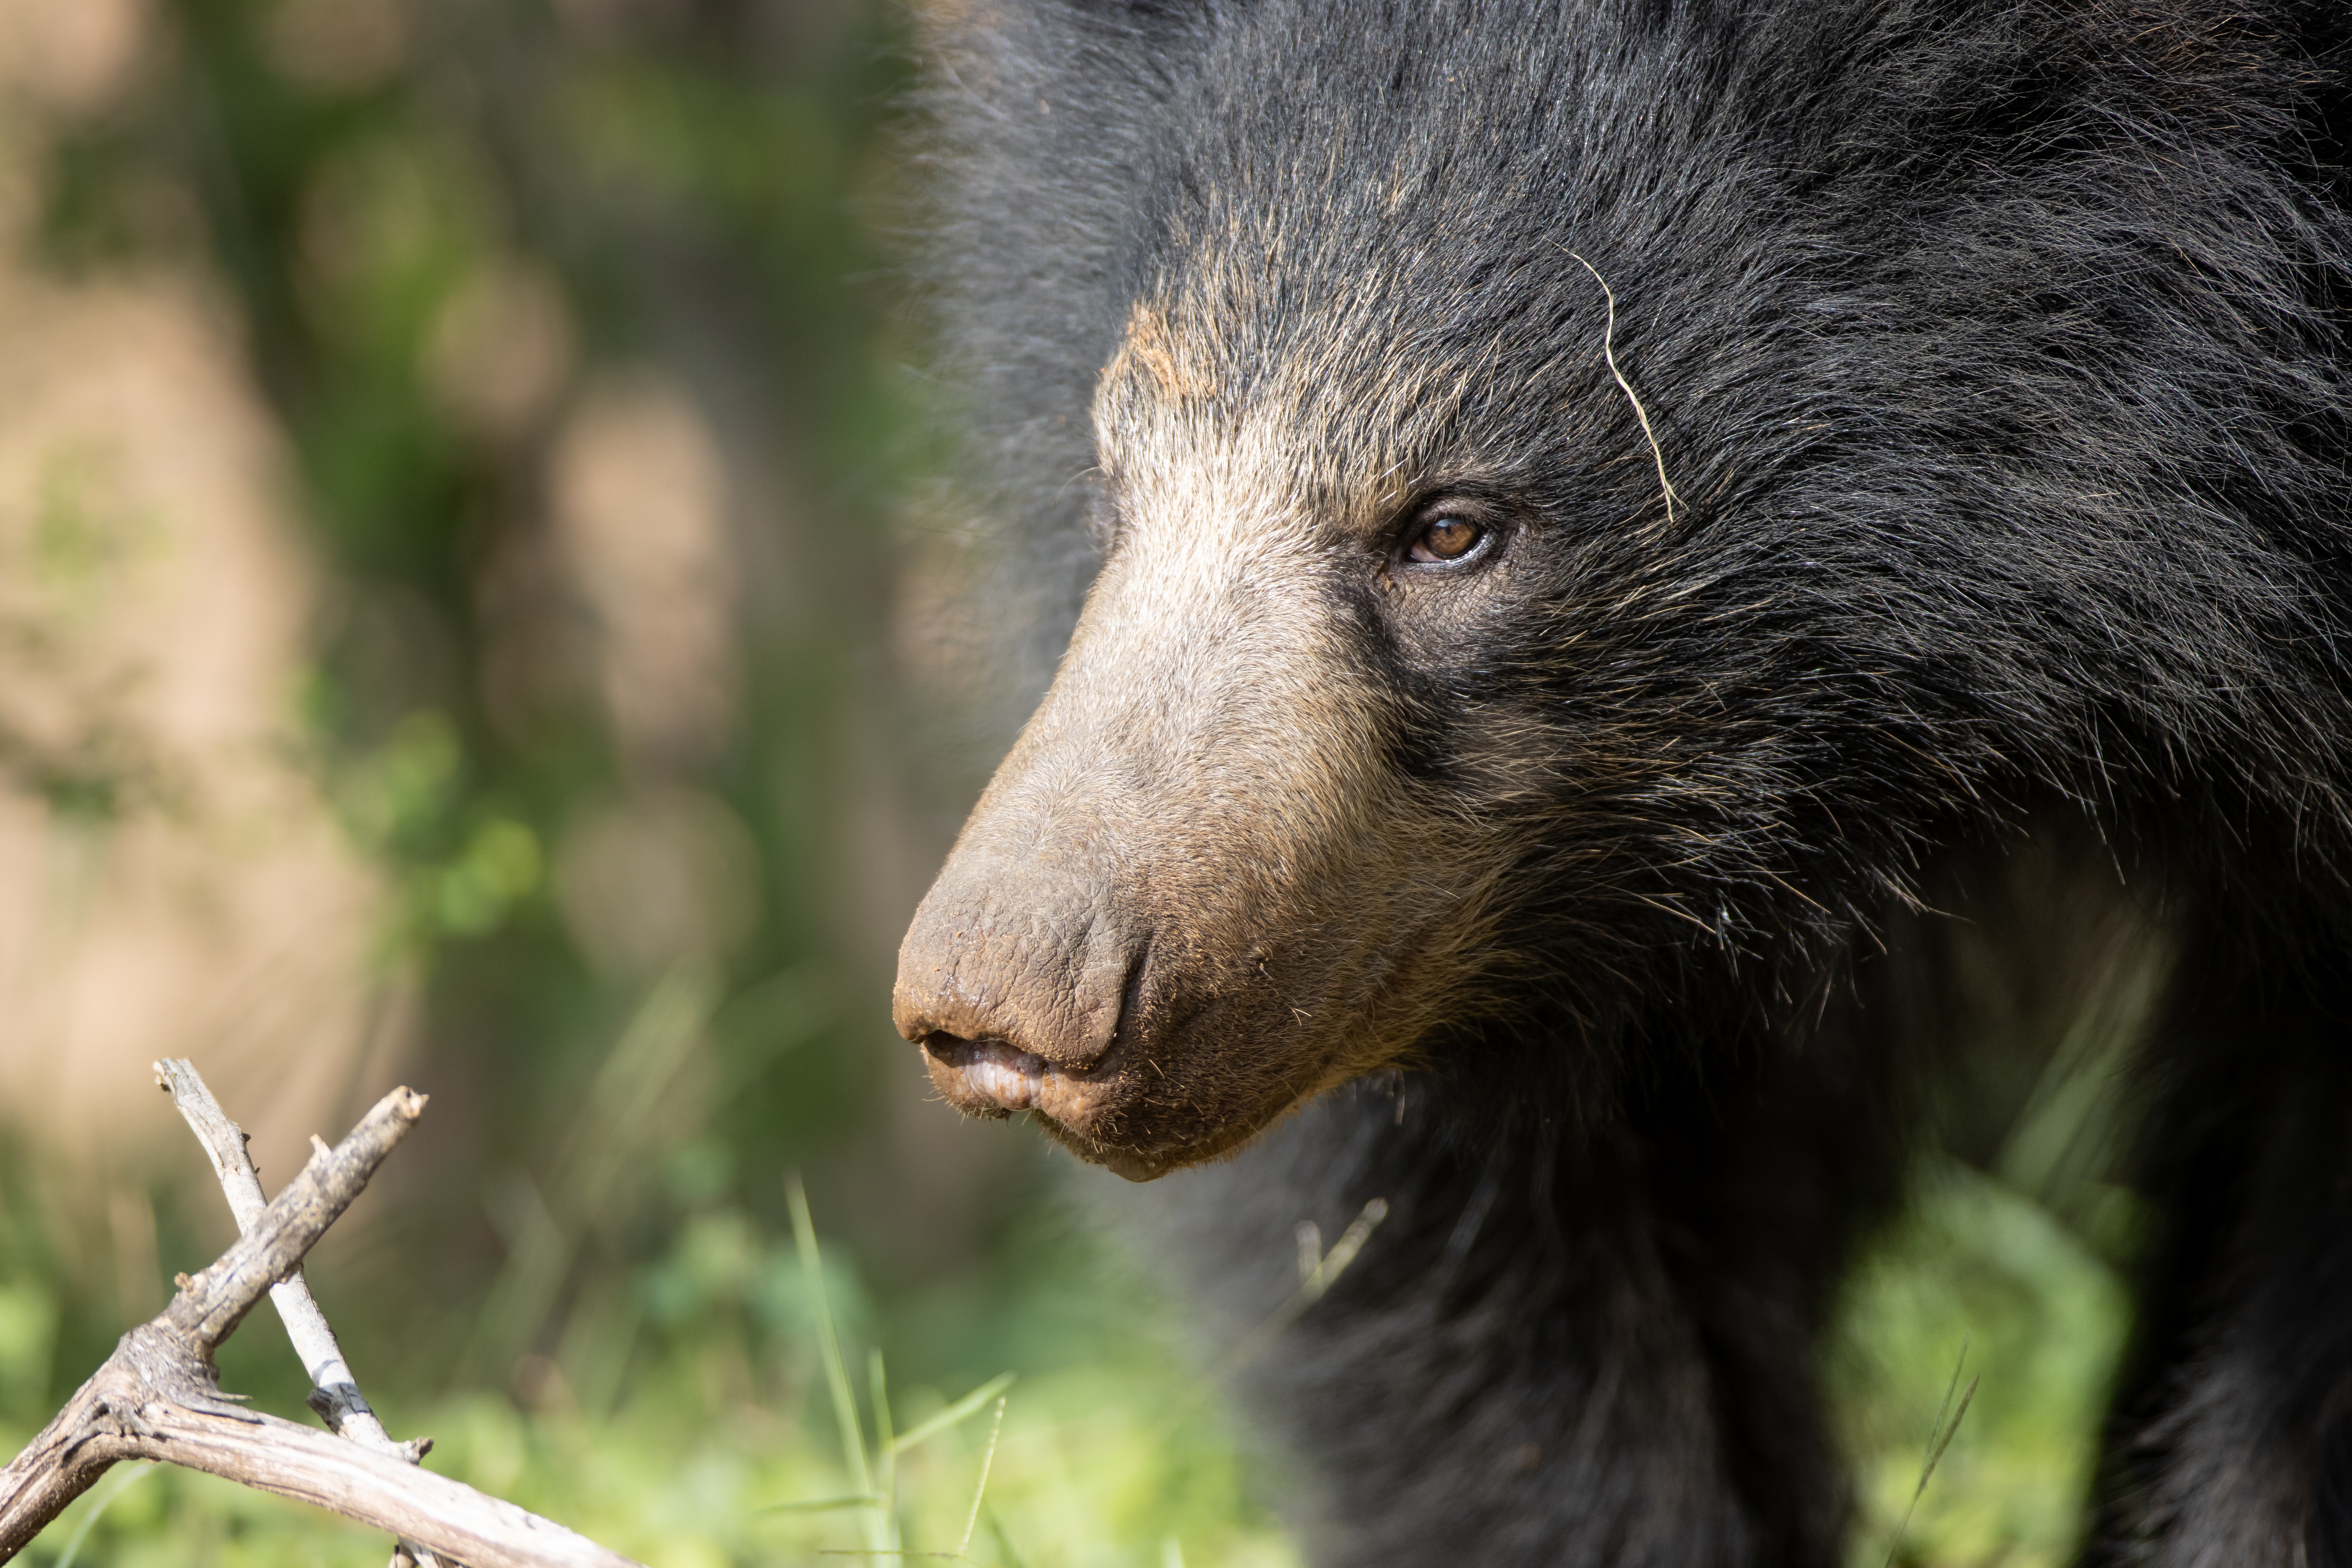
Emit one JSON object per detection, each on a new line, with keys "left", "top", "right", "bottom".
{"left": 914, "top": 1, "right": 2352, "bottom": 1562}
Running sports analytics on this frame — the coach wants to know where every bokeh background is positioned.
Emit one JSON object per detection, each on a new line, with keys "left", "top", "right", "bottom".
{"left": 0, "top": 2, "right": 2142, "bottom": 1564}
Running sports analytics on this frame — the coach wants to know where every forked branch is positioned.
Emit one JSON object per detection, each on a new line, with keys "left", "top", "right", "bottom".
{"left": 0, "top": 1081, "right": 644, "bottom": 1568}
{"left": 157, "top": 1057, "right": 442, "bottom": 1568}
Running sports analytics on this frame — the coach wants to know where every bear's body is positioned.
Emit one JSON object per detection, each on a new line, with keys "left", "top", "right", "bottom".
{"left": 897, "top": 2, "right": 2352, "bottom": 1562}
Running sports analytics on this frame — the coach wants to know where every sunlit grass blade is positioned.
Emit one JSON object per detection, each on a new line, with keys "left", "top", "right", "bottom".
{"left": 1166, "top": 1195, "right": 1390, "bottom": 1433}
{"left": 870, "top": 1349, "right": 896, "bottom": 1455}
{"left": 957, "top": 1396, "right": 1008, "bottom": 1560}
{"left": 1923, "top": 1376, "right": 1979, "bottom": 1484}
{"left": 1926, "top": 1337, "right": 1970, "bottom": 1457}
{"left": 765, "top": 1494, "right": 888, "bottom": 1514}
{"left": 871, "top": 1347, "right": 901, "bottom": 1553}
{"left": 891, "top": 1372, "right": 1015, "bottom": 1457}
{"left": 817, "top": 1552, "right": 965, "bottom": 1559}
{"left": 1882, "top": 1337, "right": 1978, "bottom": 1568}
{"left": 1301, "top": 1198, "right": 1387, "bottom": 1301}
{"left": 789, "top": 1171, "right": 881, "bottom": 1555}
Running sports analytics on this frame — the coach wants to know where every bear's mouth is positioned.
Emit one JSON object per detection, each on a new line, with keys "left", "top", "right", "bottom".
{"left": 921, "top": 1034, "right": 1183, "bottom": 1179}
{"left": 922, "top": 1035, "right": 1113, "bottom": 1124}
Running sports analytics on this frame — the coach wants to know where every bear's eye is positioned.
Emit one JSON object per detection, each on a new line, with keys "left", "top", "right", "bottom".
{"left": 1406, "top": 514, "right": 1488, "bottom": 566}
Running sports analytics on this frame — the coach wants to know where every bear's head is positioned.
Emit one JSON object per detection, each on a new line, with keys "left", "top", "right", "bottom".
{"left": 888, "top": 2, "right": 2107, "bottom": 1183}
{"left": 885, "top": 7, "right": 1938, "bottom": 1179}
{"left": 891, "top": 250, "right": 1782, "bottom": 1178}
{"left": 891, "top": 0, "right": 2352, "bottom": 1181}
{"left": 895, "top": 298, "right": 1530, "bottom": 1179}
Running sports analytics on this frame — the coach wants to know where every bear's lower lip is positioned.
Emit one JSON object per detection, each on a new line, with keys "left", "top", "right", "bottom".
{"left": 922, "top": 1035, "right": 1114, "bottom": 1127}
{"left": 918, "top": 1034, "right": 1247, "bottom": 1182}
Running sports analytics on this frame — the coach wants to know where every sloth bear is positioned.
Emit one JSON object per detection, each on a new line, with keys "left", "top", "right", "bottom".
{"left": 890, "top": 1, "right": 2352, "bottom": 1562}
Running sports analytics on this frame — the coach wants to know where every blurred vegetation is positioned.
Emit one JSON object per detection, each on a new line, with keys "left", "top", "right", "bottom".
{"left": 0, "top": 1, "right": 2141, "bottom": 1564}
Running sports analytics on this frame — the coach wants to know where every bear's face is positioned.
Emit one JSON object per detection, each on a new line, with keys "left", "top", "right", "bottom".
{"left": 889, "top": 55, "right": 1894, "bottom": 1175}
{"left": 894, "top": 296, "right": 1589, "bottom": 1178}
{"left": 895, "top": 0, "right": 2352, "bottom": 1187}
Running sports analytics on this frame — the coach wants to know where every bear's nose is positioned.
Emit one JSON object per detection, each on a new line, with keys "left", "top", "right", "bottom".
{"left": 891, "top": 847, "right": 1142, "bottom": 1083}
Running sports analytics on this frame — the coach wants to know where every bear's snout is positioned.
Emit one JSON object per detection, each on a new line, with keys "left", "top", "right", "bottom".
{"left": 893, "top": 855, "right": 1143, "bottom": 1087}
{"left": 892, "top": 449, "right": 1506, "bottom": 1176}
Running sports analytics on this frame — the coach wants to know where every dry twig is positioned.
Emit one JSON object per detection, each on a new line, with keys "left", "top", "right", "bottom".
{"left": 0, "top": 1080, "right": 645, "bottom": 1568}
{"left": 155, "top": 1058, "right": 443, "bottom": 1568}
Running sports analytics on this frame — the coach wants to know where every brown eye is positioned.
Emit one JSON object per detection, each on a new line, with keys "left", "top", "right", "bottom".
{"left": 1408, "top": 515, "right": 1487, "bottom": 565}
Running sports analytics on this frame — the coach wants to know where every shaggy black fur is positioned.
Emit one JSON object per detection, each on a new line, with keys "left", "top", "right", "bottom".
{"left": 914, "top": 1, "right": 2352, "bottom": 1563}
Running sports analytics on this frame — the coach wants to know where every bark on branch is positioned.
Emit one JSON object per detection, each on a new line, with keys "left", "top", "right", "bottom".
{"left": 157, "top": 1058, "right": 442, "bottom": 1568}
{"left": 0, "top": 1080, "right": 645, "bottom": 1568}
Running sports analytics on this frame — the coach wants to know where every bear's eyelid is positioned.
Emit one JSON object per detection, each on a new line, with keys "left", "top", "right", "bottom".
{"left": 1394, "top": 498, "right": 1508, "bottom": 570}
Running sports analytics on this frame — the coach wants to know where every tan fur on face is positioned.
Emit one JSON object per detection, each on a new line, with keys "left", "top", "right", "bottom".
{"left": 895, "top": 290, "right": 1524, "bottom": 1176}
{"left": 1104, "top": 300, "right": 1221, "bottom": 404}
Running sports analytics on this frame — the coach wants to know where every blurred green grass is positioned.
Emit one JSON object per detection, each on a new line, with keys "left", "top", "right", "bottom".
{"left": 1835, "top": 1163, "right": 2131, "bottom": 1568}
{"left": 0, "top": 1142, "right": 2133, "bottom": 1568}
{"left": 0, "top": 1157, "right": 1308, "bottom": 1568}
